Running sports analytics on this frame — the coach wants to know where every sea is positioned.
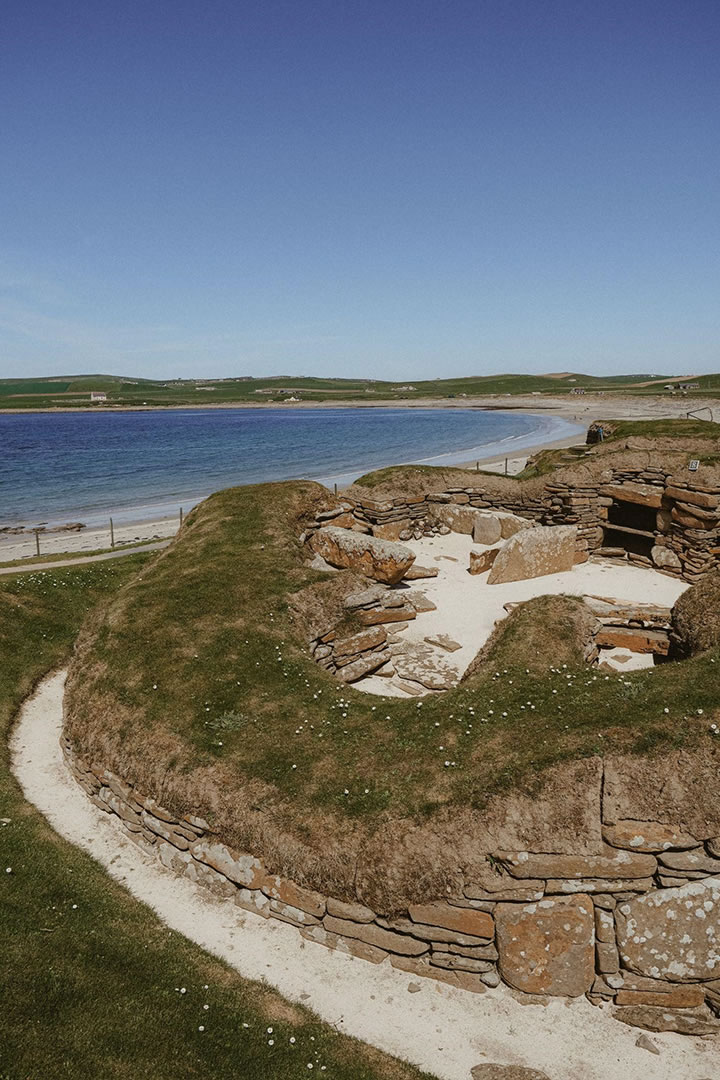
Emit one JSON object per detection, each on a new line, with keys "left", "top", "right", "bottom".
{"left": 0, "top": 407, "right": 583, "bottom": 528}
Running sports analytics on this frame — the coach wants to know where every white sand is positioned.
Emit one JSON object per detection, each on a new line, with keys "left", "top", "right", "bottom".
{"left": 359, "top": 533, "right": 689, "bottom": 696}
{"left": 10, "top": 672, "right": 718, "bottom": 1080}
{"left": 0, "top": 515, "right": 179, "bottom": 563}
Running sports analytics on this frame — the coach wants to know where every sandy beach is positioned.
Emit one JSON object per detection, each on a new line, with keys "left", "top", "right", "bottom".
{"left": 1, "top": 392, "right": 716, "bottom": 564}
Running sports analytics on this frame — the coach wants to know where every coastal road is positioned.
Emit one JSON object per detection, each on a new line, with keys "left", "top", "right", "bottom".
{"left": 0, "top": 540, "right": 171, "bottom": 576}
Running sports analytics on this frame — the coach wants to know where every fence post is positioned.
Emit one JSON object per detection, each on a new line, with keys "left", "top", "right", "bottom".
{"left": 33, "top": 529, "right": 41, "bottom": 557}
{"left": 110, "top": 517, "right": 115, "bottom": 549}
{"left": 505, "top": 458, "right": 508, "bottom": 475}
{"left": 334, "top": 483, "right": 338, "bottom": 496}
{"left": 179, "top": 507, "right": 184, "bottom": 527}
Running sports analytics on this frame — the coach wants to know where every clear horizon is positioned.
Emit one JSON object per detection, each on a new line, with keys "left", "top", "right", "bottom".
{"left": 2, "top": 0, "right": 719, "bottom": 381}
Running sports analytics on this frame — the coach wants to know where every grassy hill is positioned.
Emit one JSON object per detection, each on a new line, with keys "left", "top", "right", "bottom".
{"left": 1, "top": 370, "right": 718, "bottom": 409}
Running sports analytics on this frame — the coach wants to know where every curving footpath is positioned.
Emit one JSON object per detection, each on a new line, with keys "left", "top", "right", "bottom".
{"left": 10, "top": 672, "right": 719, "bottom": 1080}
{"left": 0, "top": 540, "right": 170, "bottom": 576}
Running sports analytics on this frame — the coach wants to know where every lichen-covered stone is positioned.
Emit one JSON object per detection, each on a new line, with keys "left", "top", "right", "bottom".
{"left": 323, "top": 915, "right": 428, "bottom": 955}
{"left": 495, "top": 894, "right": 595, "bottom": 997}
{"left": 310, "top": 526, "right": 415, "bottom": 584}
{"left": 613, "top": 1005, "right": 718, "bottom": 1036}
{"left": 408, "top": 902, "right": 494, "bottom": 940}
{"left": 469, "top": 547, "right": 501, "bottom": 575}
{"left": 616, "top": 878, "right": 720, "bottom": 981}
{"left": 496, "top": 849, "right": 656, "bottom": 880}
{"left": 602, "top": 820, "right": 699, "bottom": 853}
{"left": 189, "top": 839, "right": 266, "bottom": 889}
{"left": 487, "top": 526, "right": 577, "bottom": 585}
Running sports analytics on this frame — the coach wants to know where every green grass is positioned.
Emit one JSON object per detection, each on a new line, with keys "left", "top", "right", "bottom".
{"left": 0, "top": 537, "right": 167, "bottom": 570}
{"left": 64, "top": 482, "right": 720, "bottom": 908}
{"left": 591, "top": 418, "right": 720, "bottom": 441}
{"left": 2, "top": 370, "right": 718, "bottom": 409}
{"left": 0, "top": 556, "right": 434, "bottom": 1080}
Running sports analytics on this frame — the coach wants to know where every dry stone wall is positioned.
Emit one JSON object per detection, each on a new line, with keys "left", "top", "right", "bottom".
{"left": 342, "top": 466, "right": 720, "bottom": 583}
{"left": 62, "top": 736, "right": 720, "bottom": 1032}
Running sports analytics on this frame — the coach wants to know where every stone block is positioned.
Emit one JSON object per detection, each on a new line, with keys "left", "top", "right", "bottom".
{"left": 599, "top": 483, "right": 663, "bottom": 509}
{"left": 429, "top": 952, "right": 494, "bottom": 973}
{"left": 403, "top": 564, "right": 439, "bottom": 580}
{"left": 326, "top": 897, "right": 376, "bottom": 923}
{"left": 545, "top": 878, "right": 654, "bottom": 894}
{"left": 408, "top": 902, "right": 494, "bottom": 940}
{"left": 595, "top": 627, "right": 670, "bottom": 654}
{"left": 469, "top": 547, "right": 501, "bottom": 575}
{"left": 301, "top": 924, "right": 387, "bottom": 963}
{"left": 390, "top": 954, "right": 487, "bottom": 993}
{"left": 658, "top": 849, "right": 720, "bottom": 874}
{"left": 613, "top": 1006, "right": 718, "bottom": 1036}
{"left": 487, "top": 526, "right": 577, "bottom": 585}
{"left": 472, "top": 514, "right": 502, "bottom": 545}
{"left": 310, "top": 527, "right": 415, "bottom": 584}
{"left": 495, "top": 849, "right": 656, "bottom": 880}
{"left": 495, "top": 894, "right": 595, "bottom": 997}
{"left": 333, "top": 625, "right": 387, "bottom": 657}
{"left": 190, "top": 839, "right": 266, "bottom": 889}
{"left": 323, "top": 915, "right": 429, "bottom": 956}
{"left": 602, "top": 820, "right": 699, "bottom": 853}
{"left": 616, "top": 878, "right": 720, "bottom": 981}
{"left": 372, "top": 519, "right": 412, "bottom": 541}
{"left": 262, "top": 877, "right": 326, "bottom": 917}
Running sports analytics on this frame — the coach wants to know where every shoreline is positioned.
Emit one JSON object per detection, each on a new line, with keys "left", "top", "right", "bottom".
{"left": 0, "top": 416, "right": 585, "bottom": 563}
{"left": 1, "top": 389, "right": 716, "bottom": 563}
{"left": 2, "top": 390, "right": 717, "bottom": 421}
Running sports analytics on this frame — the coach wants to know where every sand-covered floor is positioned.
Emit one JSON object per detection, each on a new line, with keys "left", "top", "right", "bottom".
{"left": 10, "top": 672, "right": 719, "bottom": 1080}
{"left": 359, "top": 532, "right": 689, "bottom": 697}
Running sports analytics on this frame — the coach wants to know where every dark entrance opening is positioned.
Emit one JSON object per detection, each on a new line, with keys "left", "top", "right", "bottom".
{"left": 603, "top": 499, "right": 656, "bottom": 557}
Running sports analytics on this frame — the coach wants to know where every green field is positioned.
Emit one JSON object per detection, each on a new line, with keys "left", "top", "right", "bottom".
{"left": 0, "top": 556, "right": 433, "bottom": 1080}
{"left": 2, "top": 370, "right": 719, "bottom": 409}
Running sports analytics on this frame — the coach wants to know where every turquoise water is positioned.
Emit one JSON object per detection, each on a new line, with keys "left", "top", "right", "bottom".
{"left": 0, "top": 407, "right": 582, "bottom": 527}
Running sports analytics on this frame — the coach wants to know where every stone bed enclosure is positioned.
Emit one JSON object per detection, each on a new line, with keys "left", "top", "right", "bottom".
{"left": 62, "top": 735, "right": 720, "bottom": 1036}
{"left": 307, "top": 463, "right": 720, "bottom": 581}
{"left": 300, "top": 462, "right": 720, "bottom": 685}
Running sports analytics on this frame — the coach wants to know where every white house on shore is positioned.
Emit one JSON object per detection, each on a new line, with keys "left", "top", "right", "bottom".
{"left": 90, "top": 391, "right": 107, "bottom": 402}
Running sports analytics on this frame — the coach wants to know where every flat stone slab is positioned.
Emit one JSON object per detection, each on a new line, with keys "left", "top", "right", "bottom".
{"left": 495, "top": 894, "right": 595, "bottom": 997}
{"left": 391, "top": 641, "right": 459, "bottom": 690}
{"left": 487, "top": 525, "right": 577, "bottom": 585}
{"left": 616, "top": 877, "right": 720, "bottom": 981}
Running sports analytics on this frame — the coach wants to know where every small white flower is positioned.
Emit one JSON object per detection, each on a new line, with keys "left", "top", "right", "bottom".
{"left": 198, "top": 1025, "right": 205, "bottom": 1032}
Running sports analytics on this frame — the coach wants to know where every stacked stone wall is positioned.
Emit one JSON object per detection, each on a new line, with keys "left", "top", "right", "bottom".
{"left": 62, "top": 738, "right": 720, "bottom": 1032}
{"left": 343, "top": 466, "right": 720, "bottom": 583}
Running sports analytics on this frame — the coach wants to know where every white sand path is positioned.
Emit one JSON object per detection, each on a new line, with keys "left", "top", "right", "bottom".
{"left": 10, "top": 672, "right": 719, "bottom": 1080}
{"left": 360, "top": 534, "right": 690, "bottom": 696}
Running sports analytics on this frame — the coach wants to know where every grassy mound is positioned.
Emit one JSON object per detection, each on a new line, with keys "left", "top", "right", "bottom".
{"left": 463, "top": 596, "right": 596, "bottom": 681}
{"left": 1, "top": 557, "right": 433, "bottom": 1080}
{"left": 673, "top": 571, "right": 720, "bottom": 657}
{"left": 65, "top": 480, "right": 720, "bottom": 909}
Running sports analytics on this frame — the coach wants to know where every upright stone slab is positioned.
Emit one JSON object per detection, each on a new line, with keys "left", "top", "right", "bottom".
{"left": 487, "top": 526, "right": 578, "bottom": 585}
{"left": 310, "top": 527, "right": 415, "bottom": 584}
{"left": 495, "top": 894, "right": 595, "bottom": 997}
{"left": 616, "top": 878, "right": 720, "bottom": 981}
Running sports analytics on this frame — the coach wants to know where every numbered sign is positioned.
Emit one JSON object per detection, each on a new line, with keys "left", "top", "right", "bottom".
{"left": 689, "top": 459, "right": 699, "bottom": 471}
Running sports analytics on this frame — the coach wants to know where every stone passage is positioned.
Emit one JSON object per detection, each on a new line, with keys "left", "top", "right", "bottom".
{"left": 61, "top": 735, "right": 720, "bottom": 1034}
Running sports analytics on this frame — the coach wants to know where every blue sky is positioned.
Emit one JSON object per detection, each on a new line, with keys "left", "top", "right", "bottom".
{"left": 1, "top": 0, "right": 718, "bottom": 380}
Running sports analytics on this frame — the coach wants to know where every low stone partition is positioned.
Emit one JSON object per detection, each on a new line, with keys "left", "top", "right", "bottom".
{"left": 61, "top": 736, "right": 720, "bottom": 1033}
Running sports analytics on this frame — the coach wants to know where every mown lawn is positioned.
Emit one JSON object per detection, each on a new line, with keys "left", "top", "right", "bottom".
{"left": 0, "top": 558, "right": 434, "bottom": 1080}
